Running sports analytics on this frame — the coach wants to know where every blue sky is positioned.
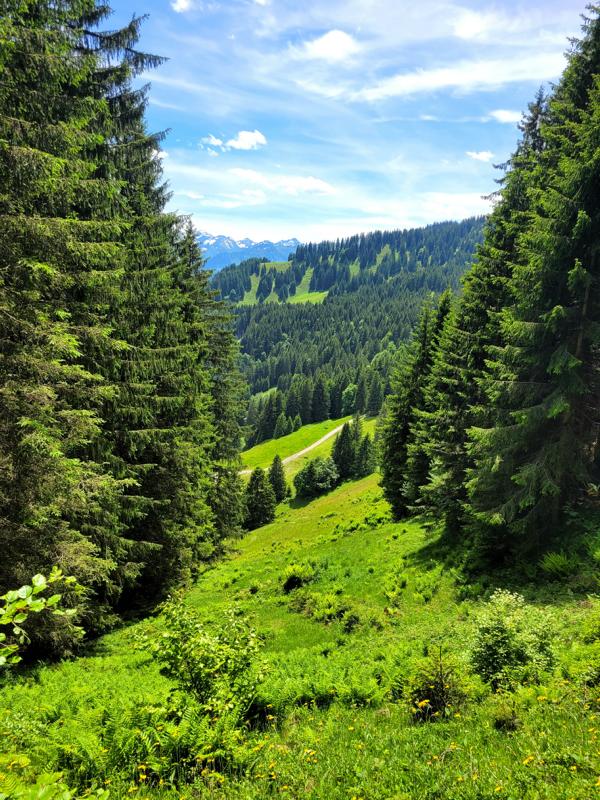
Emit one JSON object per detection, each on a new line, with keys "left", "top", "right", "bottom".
{"left": 112, "top": 0, "right": 582, "bottom": 242}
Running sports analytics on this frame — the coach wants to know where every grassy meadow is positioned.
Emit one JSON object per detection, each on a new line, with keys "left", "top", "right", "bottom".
{"left": 2, "top": 460, "right": 600, "bottom": 799}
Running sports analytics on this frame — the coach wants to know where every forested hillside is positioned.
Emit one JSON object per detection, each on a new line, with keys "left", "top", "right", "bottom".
{"left": 213, "top": 219, "right": 484, "bottom": 445}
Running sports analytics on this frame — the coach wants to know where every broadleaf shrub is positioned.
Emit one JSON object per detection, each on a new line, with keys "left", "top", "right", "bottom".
{"left": 470, "top": 589, "right": 555, "bottom": 689}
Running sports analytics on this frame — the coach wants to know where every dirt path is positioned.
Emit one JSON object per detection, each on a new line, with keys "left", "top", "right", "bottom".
{"left": 239, "top": 423, "right": 345, "bottom": 476}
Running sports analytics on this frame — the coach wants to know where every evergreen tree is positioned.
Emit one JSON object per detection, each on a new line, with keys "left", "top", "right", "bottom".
{"left": 355, "top": 435, "right": 376, "bottom": 478}
{"left": 355, "top": 376, "right": 367, "bottom": 414}
{"left": 292, "top": 414, "right": 302, "bottom": 431}
{"left": 274, "top": 412, "right": 289, "bottom": 439}
{"left": 380, "top": 303, "right": 437, "bottom": 519}
{"left": 342, "top": 384, "right": 357, "bottom": 416}
{"left": 367, "top": 375, "right": 384, "bottom": 417}
{"left": 299, "top": 379, "right": 313, "bottom": 424}
{"left": 469, "top": 13, "right": 600, "bottom": 544}
{"left": 311, "top": 375, "right": 330, "bottom": 422}
{"left": 403, "top": 290, "right": 453, "bottom": 509}
{"left": 268, "top": 455, "right": 287, "bottom": 503}
{"left": 332, "top": 423, "right": 355, "bottom": 480}
{"left": 420, "top": 93, "right": 548, "bottom": 537}
{"left": 245, "top": 468, "right": 276, "bottom": 530}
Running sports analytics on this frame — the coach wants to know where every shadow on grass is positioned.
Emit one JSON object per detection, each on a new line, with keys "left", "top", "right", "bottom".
{"left": 403, "top": 515, "right": 596, "bottom": 608}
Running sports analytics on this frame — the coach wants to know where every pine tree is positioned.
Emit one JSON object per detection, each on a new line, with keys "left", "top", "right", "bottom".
{"left": 245, "top": 468, "right": 276, "bottom": 529}
{"left": 311, "top": 375, "right": 330, "bottom": 422}
{"left": 355, "top": 375, "right": 367, "bottom": 414}
{"left": 0, "top": 0, "right": 137, "bottom": 647}
{"left": 367, "top": 375, "right": 384, "bottom": 417}
{"left": 410, "top": 94, "right": 549, "bottom": 537}
{"left": 380, "top": 303, "right": 437, "bottom": 519}
{"left": 403, "top": 290, "right": 453, "bottom": 509}
{"left": 332, "top": 423, "right": 355, "bottom": 480}
{"left": 268, "top": 455, "right": 287, "bottom": 503}
{"left": 274, "top": 412, "right": 289, "bottom": 439}
{"left": 342, "top": 384, "right": 357, "bottom": 416}
{"left": 355, "top": 435, "right": 376, "bottom": 478}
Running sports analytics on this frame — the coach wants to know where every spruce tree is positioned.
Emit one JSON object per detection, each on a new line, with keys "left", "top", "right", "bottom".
{"left": 355, "top": 435, "right": 376, "bottom": 478}
{"left": 311, "top": 375, "right": 330, "bottom": 422}
{"left": 380, "top": 304, "right": 436, "bottom": 519}
{"left": 469, "top": 14, "right": 600, "bottom": 544}
{"left": 245, "top": 468, "right": 276, "bottom": 529}
{"left": 367, "top": 375, "right": 384, "bottom": 417}
{"left": 332, "top": 423, "right": 355, "bottom": 480}
{"left": 268, "top": 455, "right": 287, "bottom": 503}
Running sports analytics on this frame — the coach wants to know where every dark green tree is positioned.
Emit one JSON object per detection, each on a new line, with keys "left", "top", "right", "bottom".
{"left": 469, "top": 16, "right": 600, "bottom": 545}
{"left": 332, "top": 423, "right": 355, "bottom": 480}
{"left": 355, "top": 435, "right": 376, "bottom": 478}
{"left": 268, "top": 455, "right": 287, "bottom": 503}
{"left": 245, "top": 468, "right": 276, "bottom": 530}
{"left": 311, "top": 375, "right": 330, "bottom": 422}
{"left": 367, "top": 374, "right": 384, "bottom": 417}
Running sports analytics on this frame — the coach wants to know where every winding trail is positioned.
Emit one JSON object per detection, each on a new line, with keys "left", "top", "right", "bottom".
{"left": 239, "top": 423, "right": 345, "bottom": 476}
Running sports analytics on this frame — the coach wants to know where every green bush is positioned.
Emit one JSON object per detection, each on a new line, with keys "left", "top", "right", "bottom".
{"left": 282, "top": 563, "right": 315, "bottom": 593}
{"left": 149, "top": 599, "right": 264, "bottom": 718}
{"left": 540, "top": 551, "right": 581, "bottom": 579}
{"left": 293, "top": 457, "right": 339, "bottom": 499}
{"left": 405, "top": 648, "right": 467, "bottom": 722}
{"left": 470, "top": 589, "right": 555, "bottom": 689}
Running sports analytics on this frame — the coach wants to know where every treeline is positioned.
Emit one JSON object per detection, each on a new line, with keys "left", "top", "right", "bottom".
{"left": 212, "top": 218, "right": 484, "bottom": 304}
{"left": 380, "top": 8, "right": 600, "bottom": 558}
{"left": 0, "top": 1, "right": 245, "bottom": 656}
{"left": 247, "top": 366, "right": 387, "bottom": 446}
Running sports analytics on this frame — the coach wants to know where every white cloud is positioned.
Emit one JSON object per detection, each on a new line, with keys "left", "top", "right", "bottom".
{"left": 351, "top": 51, "right": 566, "bottom": 102}
{"left": 489, "top": 109, "right": 522, "bottom": 124}
{"left": 171, "top": 0, "right": 192, "bottom": 12}
{"left": 466, "top": 150, "right": 494, "bottom": 162}
{"left": 453, "top": 10, "right": 500, "bottom": 41}
{"left": 230, "top": 167, "right": 335, "bottom": 196}
{"left": 297, "top": 30, "right": 361, "bottom": 63}
{"left": 202, "top": 134, "right": 224, "bottom": 146}
{"left": 225, "top": 129, "right": 267, "bottom": 150}
{"left": 254, "top": 0, "right": 269, "bottom": 5}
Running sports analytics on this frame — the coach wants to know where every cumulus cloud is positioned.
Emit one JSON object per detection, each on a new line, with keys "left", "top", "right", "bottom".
{"left": 226, "top": 129, "right": 267, "bottom": 150}
{"left": 489, "top": 109, "right": 522, "bottom": 124}
{"left": 466, "top": 150, "right": 494, "bottom": 162}
{"left": 171, "top": 0, "right": 192, "bottom": 12}
{"left": 202, "top": 134, "right": 224, "bottom": 146}
{"left": 297, "top": 30, "right": 361, "bottom": 63}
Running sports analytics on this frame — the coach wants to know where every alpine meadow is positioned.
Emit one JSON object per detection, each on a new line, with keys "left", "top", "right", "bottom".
{"left": 4, "top": 2, "right": 600, "bottom": 800}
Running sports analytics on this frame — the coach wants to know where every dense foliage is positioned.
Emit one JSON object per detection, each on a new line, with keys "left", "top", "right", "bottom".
{"left": 0, "top": 0, "right": 244, "bottom": 655}
{"left": 380, "top": 7, "right": 600, "bottom": 558}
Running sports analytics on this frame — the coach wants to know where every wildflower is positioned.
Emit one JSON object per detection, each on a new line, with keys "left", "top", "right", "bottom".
{"left": 522, "top": 755, "right": 534, "bottom": 766}
{"left": 417, "top": 699, "right": 430, "bottom": 709}
{"left": 348, "top": 725, "right": 355, "bottom": 731}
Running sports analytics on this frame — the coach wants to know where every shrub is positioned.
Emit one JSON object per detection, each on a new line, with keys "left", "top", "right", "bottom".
{"left": 293, "top": 457, "right": 339, "bottom": 499}
{"left": 470, "top": 589, "right": 555, "bottom": 689}
{"left": 282, "top": 563, "right": 315, "bottom": 593}
{"left": 405, "top": 647, "right": 467, "bottom": 722}
{"left": 149, "top": 598, "right": 264, "bottom": 718}
{"left": 540, "top": 551, "right": 580, "bottom": 579}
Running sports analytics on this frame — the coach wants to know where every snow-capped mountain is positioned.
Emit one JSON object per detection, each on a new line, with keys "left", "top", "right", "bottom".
{"left": 197, "top": 232, "right": 301, "bottom": 271}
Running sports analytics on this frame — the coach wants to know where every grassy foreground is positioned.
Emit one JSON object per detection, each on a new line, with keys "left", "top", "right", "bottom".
{"left": 2, "top": 473, "right": 600, "bottom": 798}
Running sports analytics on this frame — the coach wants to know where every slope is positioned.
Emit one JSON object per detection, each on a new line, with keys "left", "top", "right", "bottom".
{"left": 2, "top": 473, "right": 599, "bottom": 799}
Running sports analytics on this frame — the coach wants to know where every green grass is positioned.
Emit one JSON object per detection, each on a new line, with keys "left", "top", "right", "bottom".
{"left": 2, "top": 470, "right": 600, "bottom": 799}
{"left": 241, "top": 417, "right": 352, "bottom": 471}
{"left": 238, "top": 266, "right": 328, "bottom": 306}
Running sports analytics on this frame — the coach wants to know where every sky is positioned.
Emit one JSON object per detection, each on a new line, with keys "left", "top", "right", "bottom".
{"left": 111, "top": 0, "right": 583, "bottom": 242}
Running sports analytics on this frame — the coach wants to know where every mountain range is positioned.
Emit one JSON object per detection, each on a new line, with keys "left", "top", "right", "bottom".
{"left": 197, "top": 232, "right": 301, "bottom": 271}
